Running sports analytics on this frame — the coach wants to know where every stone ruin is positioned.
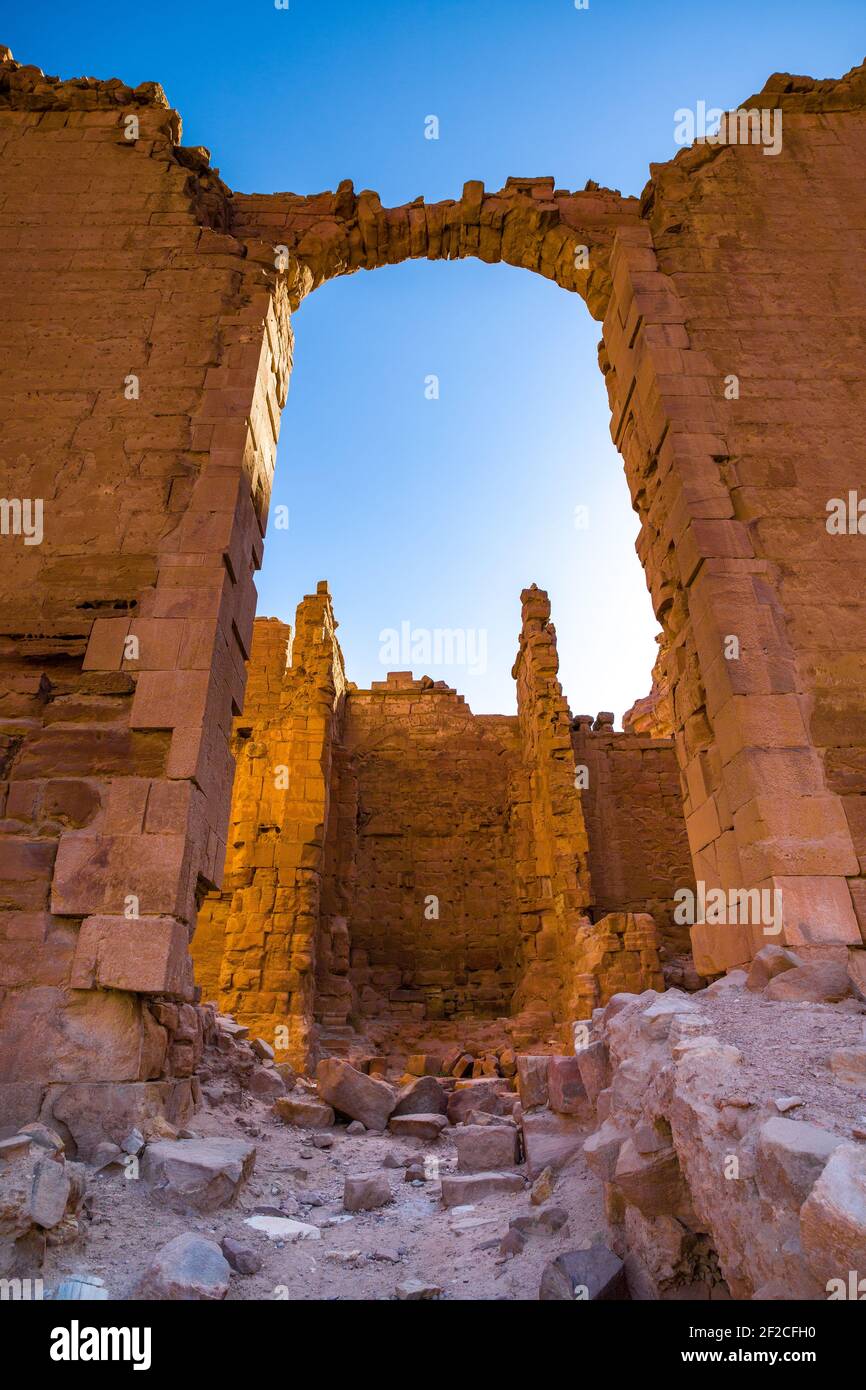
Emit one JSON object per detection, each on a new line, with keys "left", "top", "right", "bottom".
{"left": 1, "top": 45, "right": 866, "bottom": 1302}
{"left": 192, "top": 582, "right": 676, "bottom": 1071}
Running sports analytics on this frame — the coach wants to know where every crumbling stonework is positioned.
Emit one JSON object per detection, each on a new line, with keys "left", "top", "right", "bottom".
{"left": 2, "top": 44, "right": 866, "bottom": 1126}
{"left": 193, "top": 585, "right": 670, "bottom": 1069}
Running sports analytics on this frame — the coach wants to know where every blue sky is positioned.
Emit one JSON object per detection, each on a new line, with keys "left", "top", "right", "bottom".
{"left": 8, "top": 2, "right": 863, "bottom": 714}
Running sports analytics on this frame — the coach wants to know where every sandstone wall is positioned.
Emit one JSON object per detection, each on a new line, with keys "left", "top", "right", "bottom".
{"left": 573, "top": 717, "right": 695, "bottom": 953}
{"left": 340, "top": 676, "right": 522, "bottom": 1027}
{"left": 3, "top": 44, "right": 866, "bottom": 1121}
{"left": 0, "top": 53, "right": 291, "bottom": 1134}
{"left": 611, "top": 68, "right": 866, "bottom": 977}
{"left": 193, "top": 585, "right": 345, "bottom": 1066}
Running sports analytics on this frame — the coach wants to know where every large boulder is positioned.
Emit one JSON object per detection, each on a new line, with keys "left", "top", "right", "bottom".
{"left": 440, "top": 1171, "right": 524, "bottom": 1206}
{"left": 575, "top": 1040, "right": 611, "bottom": 1107}
{"left": 522, "top": 1109, "right": 585, "bottom": 1178}
{"left": 141, "top": 1138, "right": 255, "bottom": 1214}
{"left": 446, "top": 1079, "right": 514, "bottom": 1126}
{"left": 316, "top": 1059, "right": 396, "bottom": 1132}
{"left": 392, "top": 1075, "right": 448, "bottom": 1117}
{"left": 274, "top": 1096, "right": 335, "bottom": 1129}
{"left": 756, "top": 1118, "right": 844, "bottom": 1208}
{"left": 745, "top": 945, "right": 803, "bottom": 992}
{"left": 764, "top": 961, "right": 855, "bottom": 1004}
{"left": 800, "top": 1144, "right": 866, "bottom": 1290}
{"left": 454, "top": 1123, "right": 520, "bottom": 1172}
{"left": 388, "top": 1114, "right": 448, "bottom": 1142}
{"left": 539, "top": 1245, "right": 628, "bottom": 1300}
{"left": 136, "top": 1233, "right": 231, "bottom": 1300}
{"left": 516, "top": 1055, "right": 550, "bottom": 1110}
{"left": 547, "top": 1056, "right": 591, "bottom": 1118}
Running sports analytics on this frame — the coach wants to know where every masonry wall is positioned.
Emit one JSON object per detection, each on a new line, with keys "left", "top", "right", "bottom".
{"left": 4, "top": 45, "right": 866, "bottom": 1123}
{"left": 0, "top": 56, "right": 293, "bottom": 1135}
{"left": 340, "top": 676, "right": 522, "bottom": 1027}
{"left": 573, "top": 717, "right": 695, "bottom": 953}
{"left": 605, "top": 69, "right": 866, "bottom": 979}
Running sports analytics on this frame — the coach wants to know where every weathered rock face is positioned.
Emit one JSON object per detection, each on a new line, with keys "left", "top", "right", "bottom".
{"left": 2, "top": 40, "right": 866, "bottom": 1120}
{"left": 579, "top": 980, "right": 866, "bottom": 1299}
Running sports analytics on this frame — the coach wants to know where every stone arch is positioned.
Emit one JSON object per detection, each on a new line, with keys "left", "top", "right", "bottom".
{"left": 1, "top": 44, "right": 865, "bottom": 1138}
{"left": 231, "top": 176, "right": 641, "bottom": 319}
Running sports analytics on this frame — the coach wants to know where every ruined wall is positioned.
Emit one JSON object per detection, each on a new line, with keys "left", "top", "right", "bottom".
{"left": 610, "top": 69, "right": 866, "bottom": 979}
{"left": 340, "top": 675, "right": 522, "bottom": 1028}
{"left": 573, "top": 716, "right": 695, "bottom": 953}
{"left": 510, "top": 586, "right": 595, "bottom": 1026}
{"left": 3, "top": 43, "right": 866, "bottom": 1116}
{"left": 192, "top": 585, "right": 345, "bottom": 1066}
{"left": 0, "top": 51, "right": 292, "bottom": 1135}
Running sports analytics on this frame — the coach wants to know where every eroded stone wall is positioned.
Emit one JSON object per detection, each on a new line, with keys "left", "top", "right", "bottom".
{"left": 194, "top": 588, "right": 673, "bottom": 1066}
{"left": 3, "top": 43, "right": 866, "bottom": 1123}
{"left": 573, "top": 716, "right": 695, "bottom": 952}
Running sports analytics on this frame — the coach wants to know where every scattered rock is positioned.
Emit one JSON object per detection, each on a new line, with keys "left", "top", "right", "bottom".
{"left": 220, "top": 1237, "right": 262, "bottom": 1275}
{"left": 516, "top": 1055, "right": 550, "bottom": 1109}
{"left": 137, "top": 1233, "right": 231, "bottom": 1301}
{"left": 244, "top": 1214, "right": 320, "bottom": 1242}
{"left": 346, "top": 1121, "right": 366, "bottom": 1136}
{"left": 774, "top": 1096, "right": 805, "bottom": 1114}
{"left": 530, "top": 1166, "right": 556, "bottom": 1205}
{"left": 440, "top": 1172, "right": 524, "bottom": 1207}
{"left": 274, "top": 1096, "right": 335, "bottom": 1129}
{"left": 764, "top": 961, "right": 855, "bottom": 1004}
{"left": 141, "top": 1137, "right": 256, "bottom": 1214}
{"left": 30, "top": 1156, "right": 75, "bottom": 1229}
{"left": 829, "top": 1047, "right": 866, "bottom": 1088}
{"left": 539, "top": 1246, "right": 628, "bottom": 1300}
{"left": 312, "top": 1132, "right": 334, "bottom": 1149}
{"left": 547, "top": 1056, "right": 590, "bottom": 1116}
{"left": 388, "top": 1114, "right": 448, "bottom": 1141}
{"left": 395, "top": 1277, "right": 442, "bottom": 1300}
{"left": 343, "top": 1173, "right": 393, "bottom": 1212}
{"left": 316, "top": 1058, "right": 396, "bottom": 1132}
{"left": 745, "top": 945, "right": 803, "bottom": 992}
{"left": 522, "top": 1108, "right": 585, "bottom": 1178}
{"left": 454, "top": 1123, "right": 519, "bottom": 1173}
{"left": 392, "top": 1075, "right": 448, "bottom": 1117}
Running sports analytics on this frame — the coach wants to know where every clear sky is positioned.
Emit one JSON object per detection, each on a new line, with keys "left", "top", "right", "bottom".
{"left": 7, "top": 2, "right": 863, "bottom": 716}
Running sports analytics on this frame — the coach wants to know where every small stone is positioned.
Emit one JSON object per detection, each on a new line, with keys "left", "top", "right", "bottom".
{"left": 383, "top": 1152, "right": 405, "bottom": 1169}
{"left": 120, "top": 1128, "right": 145, "bottom": 1156}
{"left": 346, "top": 1121, "right": 366, "bottom": 1136}
{"left": 530, "top": 1165, "right": 556, "bottom": 1205}
{"left": 312, "top": 1133, "right": 333, "bottom": 1150}
{"left": 220, "top": 1237, "right": 262, "bottom": 1275}
{"left": 774, "top": 1096, "right": 805, "bottom": 1113}
{"left": 404, "top": 1164, "right": 427, "bottom": 1182}
{"left": 499, "top": 1227, "right": 526, "bottom": 1258}
{"left": 395, "top": 1277, "right": 442, "bottom": 1300}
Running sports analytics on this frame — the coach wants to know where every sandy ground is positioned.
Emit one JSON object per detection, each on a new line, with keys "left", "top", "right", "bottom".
{"left": 40, "top": 1096, "right": 606, "bottom": 1301}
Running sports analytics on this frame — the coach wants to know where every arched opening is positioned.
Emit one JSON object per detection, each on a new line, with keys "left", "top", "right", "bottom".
{"left": 191, "top": 201, "right": 696, "bottom": 1069}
